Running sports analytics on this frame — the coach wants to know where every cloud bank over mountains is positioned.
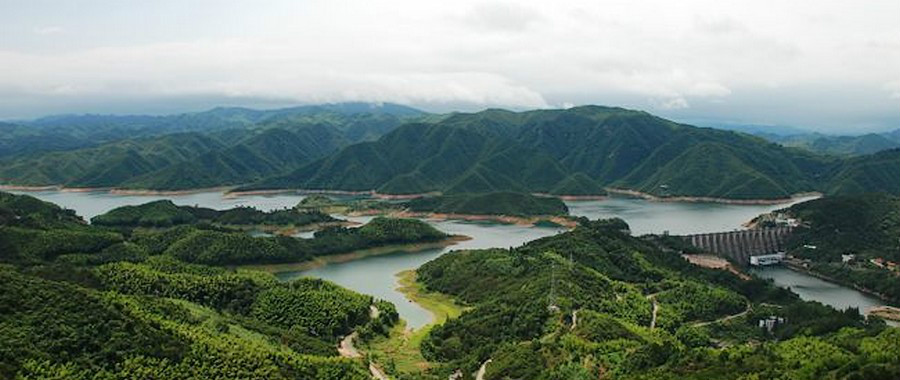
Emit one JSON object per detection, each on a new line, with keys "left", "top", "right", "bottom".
{"left": 1, "top": 0, "right": 898, "bottom": 132}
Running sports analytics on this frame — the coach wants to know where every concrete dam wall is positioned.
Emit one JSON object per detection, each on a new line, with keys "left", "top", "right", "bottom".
{"left": 684, "top": 227, "right": 793, "bottom": 265}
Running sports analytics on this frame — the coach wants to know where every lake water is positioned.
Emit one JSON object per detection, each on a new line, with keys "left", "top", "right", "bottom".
{"left": 12, "top": 190, "right": 879, "bottom": 328}
{"left": 566, "top": 196, "right": 816, "bottom": 235}
{"left": 281, "top": 219, "right": 567, "bottom": 328}
{"left": 752, "top": 266, "right": 889, "bottom": 314}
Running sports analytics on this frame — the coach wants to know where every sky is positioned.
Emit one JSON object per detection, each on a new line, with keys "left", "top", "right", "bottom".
{"left": 1, "top": 0, "right": 899, "bottom": 133}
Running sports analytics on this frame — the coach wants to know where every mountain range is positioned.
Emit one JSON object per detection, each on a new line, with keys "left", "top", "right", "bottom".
{"left": 754, "top": 131, "right": 900, "bottom": 156}
{"left": 246, "top": 106, "right": 898, "bottom": 200}
{"left": 2, "top": 103, "right": 898, "bottom": 200}
{"left": 0, "top": 103, "right": 427, "bottom": 189}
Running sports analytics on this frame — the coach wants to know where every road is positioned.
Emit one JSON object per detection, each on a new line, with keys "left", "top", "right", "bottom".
{"left": 693, "top": 303, "right": 752, "bottom": 327}
{"left": 338, "top": 304, "right": 390, "bottom": 380}
{"left": 475, "top": 359, "right": 492, "bottom": 380}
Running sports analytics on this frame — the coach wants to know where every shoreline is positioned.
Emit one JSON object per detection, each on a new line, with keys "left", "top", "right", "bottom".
{"left": 391, "top": 211, "right": 578, "bottom": 228}
{"left": 394, "top": 269, "right": 467, "bottom": 328}
{"left": 782, "top": 260, "right": 898, "bottom": 310}
{"left": 532, "top": 192, "right": 608, "bottom": 201}
{"left": 3, "top": 184, "right": 822, "bottom": 206}
{"left": 343, "top": 209, "right": 578, "bottom": 229}
{"left": 0, "top": 184, "right": 63, "bottom": 192}
{"left": 869, "top": 306, "right": 900, "bottom": 322}
{"left": 249, "top": 220, "right": 359, "bottom": 236}
{"left": 226, "top": 188, "right": 375, "bottom": 197}
{"left": 604, "top": 188, "right": 822, "bottom": 205}
{"left": 239, "top": 235, "right": 471, "bottom": 273}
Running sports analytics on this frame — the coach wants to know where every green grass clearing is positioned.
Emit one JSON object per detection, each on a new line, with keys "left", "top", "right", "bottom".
{"left": 361, "top": 270, "right": 467, "bottom": 375}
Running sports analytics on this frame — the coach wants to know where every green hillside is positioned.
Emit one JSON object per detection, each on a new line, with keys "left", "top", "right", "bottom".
{"left": 759, "top": 132, "right": 900, "bottom": 156}
{"left": 0, "top": 104, "right": 424, "bottom": 190}
{"left": 824, "top": 149, "right": 900, "bottom": 196}
{"left": 90, "top": 199, "right": 337, "bottom": 228}
{"left": 4, "top": 104, "right": 897, "bottom": 200}
{"left": 249, "top": 106, "right": 864, "bottom": 200}
{"left": 0, "top": 190, "right": 417, "bottom": 379}
{"left": 406, "top": 192, "right": 569, "bottom": 216}
{"left": 783, "top": 193, "right": 900, "bottom": 301}
{"left": 389, "top": 218, "right": 900, "bottom": 380}
{"left": 1, "top": 191, "right": 899, "bottom": 380}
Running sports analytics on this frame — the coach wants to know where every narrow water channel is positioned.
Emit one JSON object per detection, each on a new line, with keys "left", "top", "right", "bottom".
{"left": 14, "top": 190, "right": 883, "bottom": 329}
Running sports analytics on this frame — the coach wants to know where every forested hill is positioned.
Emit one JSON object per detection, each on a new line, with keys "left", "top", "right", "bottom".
{"left": 90, "top": 199, "right": 338, "bottom": 228}
{"left": 753, "top": 130, "right": 900, "bottom": 156}
{"left": 3, "top": 104, "right": 898, "bottom": 200}
{"left": 404, "top": 218, "right": 900, "bottom": 380}
{"left": 782, "top": 193, "right": 900, "bottom": 302}
{"left": 0, "top": 191, "right": 400, "bottom": 380}
{"left": 0, "top": 103, "right": 428, "bottom": 189}
{"left": 248, "top": 106, "right": 895, "bottom": 200}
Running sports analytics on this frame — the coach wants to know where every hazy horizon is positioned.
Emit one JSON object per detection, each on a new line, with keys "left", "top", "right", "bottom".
{"left": 2, "top": 0, "right": 899, "bottom": 134}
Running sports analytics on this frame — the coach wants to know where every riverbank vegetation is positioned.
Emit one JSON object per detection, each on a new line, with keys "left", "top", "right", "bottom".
{"left": 359, "top": 270, "right": 467, "bottom": 376}
{"left": 0, "top": 191, "right": 405, "bottom": 379}
{"left": 141, "top": 216, "right": 448, "bottom": 266}
{"left": 91, "top": 199, "right": 338, "bottom": 228}
{"left": 784, "top": 193, "right": 900, "bottom": 302}
{"left": 398, "top": 217, "right": 899, "bottom": 380}
{"left": 3, "top": 190, "right": 899, "bottom": 379}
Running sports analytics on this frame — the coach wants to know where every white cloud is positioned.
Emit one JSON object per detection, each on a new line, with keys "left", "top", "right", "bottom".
{"left": 460, "top": 2, "right": 544, "bottom": 32}
{"left": 688, "top": 82, "right": 732, "bottom": 98}
{"left": 33, "top": 26, "right": 63, "bottom": 35}
{"left": 887, "top": 81, "right": 900, "bottom": 99}
{"left": 657, "top": 97, "right": 690, "bottom": 110}
{"left": 0, "top": 0, "right": 898, "bottom": 130}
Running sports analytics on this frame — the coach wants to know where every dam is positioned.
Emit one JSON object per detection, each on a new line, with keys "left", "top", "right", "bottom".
{"left": 684, "top": 227, "right": 793, "bottom": 266}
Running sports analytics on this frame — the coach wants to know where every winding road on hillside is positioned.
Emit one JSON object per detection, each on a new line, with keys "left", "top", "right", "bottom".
{"left": 692, "top": 303, "right": 752, "bottom": 327}
{"left": 338, "top": 305, "right": 389, "bottom": 380}
{"left": 476, "top": 359, "right": 493, "bottom": 380}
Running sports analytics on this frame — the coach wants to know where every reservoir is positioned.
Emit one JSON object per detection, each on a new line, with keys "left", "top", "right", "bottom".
{"left": 752, "top": 266, "right": 890, "bottom": 315}
{"left": 12, "top": 190, "right": 882, "bottom": 328}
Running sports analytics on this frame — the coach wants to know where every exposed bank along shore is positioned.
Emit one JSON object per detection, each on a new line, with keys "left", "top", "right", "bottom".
{"left": 605, "top": 188, "right": 822, "bottom": 205}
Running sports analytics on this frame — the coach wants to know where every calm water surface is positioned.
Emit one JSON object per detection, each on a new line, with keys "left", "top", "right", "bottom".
{"left": 282, "top": 220, "right": 566, "bottom": 328}
{"left": 752, "top": 267, "right": 889, "bottom": 314}
{"left": 566, "top": 196, "right": 816, "bottom": 235}
{"left": 15, "top": 190, "right": 878, "bottom": 328}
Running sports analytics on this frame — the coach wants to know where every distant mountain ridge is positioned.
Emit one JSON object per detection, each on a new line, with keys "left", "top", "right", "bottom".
{"left": 248, "top": 105, "right": 885, "bottom": 200}
{"left": 755, "top": 131, "right": 900, "bottom": 156}
{"left": 0, "top": 103, "right": 429, "bottom": 189}
{"left": 2, "top": 104, "right": 898, "bottom": 200}
{"left": 0, "top": 102, "right": 426, "bottom": 159}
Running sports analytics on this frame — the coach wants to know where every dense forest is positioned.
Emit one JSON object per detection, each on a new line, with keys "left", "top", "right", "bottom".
{"left": 91, "top": 199, "right": 338, "bottom": 228}
{"left": 0, "top": 191, "right": 407, "bottom": 380}
{"left": 783, "top": 193, "right": 900, "bottom": 302}
{"left": 399, "top": 219, "right": 900, "bottom": 380}
{"left": 755, "top": 130, "right": 900, "bottom": 156}
{"left": 3, "top": 103, "right": 899, "bottom": 200}
{"left": 246, "top": 106, "right": 899, "bottom": 200}
{"left": 2, "top": 190, "right": 899, "bottom": 379}
{"left": 405, "top": 192, "right": 569, "bottom": 217}
{"left": 0, "top": 103, "right": 427, "bottom": 189}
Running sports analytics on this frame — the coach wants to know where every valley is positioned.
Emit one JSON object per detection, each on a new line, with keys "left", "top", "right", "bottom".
{"left": 2, "top": 104, "right": 899, "bottom": 380}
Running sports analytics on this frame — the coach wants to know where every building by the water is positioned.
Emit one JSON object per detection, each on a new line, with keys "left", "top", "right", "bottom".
{"left": 750, "top": 252, "right": 785, "bottom": 266}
